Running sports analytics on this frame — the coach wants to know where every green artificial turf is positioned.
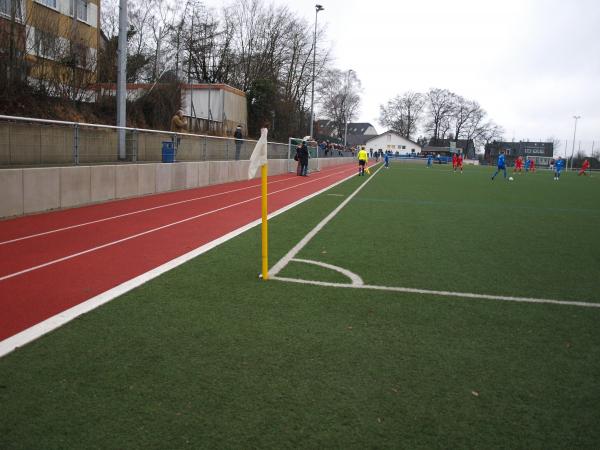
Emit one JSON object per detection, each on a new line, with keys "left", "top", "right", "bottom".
{"left": 1, "top": 163, "right": 599, "bottom": 449}
{"left": 282, "top": 163, "right": 600, "bottom": 302}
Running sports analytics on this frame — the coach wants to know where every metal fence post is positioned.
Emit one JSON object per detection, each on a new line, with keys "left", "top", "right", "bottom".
{"left": 73, "top": 123, "right": 80, "bottom": 165}
{"left": 132, "top": 128, "right": 138, "bottom": 162}
{"left": 8, "top": 121, "right": 12, "bottom": 165}
{"left": 203, "top": 135, "right": 207, "bottom": 161}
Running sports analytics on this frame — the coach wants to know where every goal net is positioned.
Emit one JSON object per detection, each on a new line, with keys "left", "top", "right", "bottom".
{"left": 288, "top": 137, "right": 321, "bottom": 174}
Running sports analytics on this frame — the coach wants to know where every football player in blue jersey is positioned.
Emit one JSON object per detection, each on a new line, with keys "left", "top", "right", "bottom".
{"left": 491, "top": 151, "right": 507, "bottom": 180}
{"left": 554, "top": 156, "right": 565, "bottom": 180}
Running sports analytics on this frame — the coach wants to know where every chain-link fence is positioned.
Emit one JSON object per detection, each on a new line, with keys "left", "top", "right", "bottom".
{"left": 0, "top": 115, "right": 291, "bottom": 167}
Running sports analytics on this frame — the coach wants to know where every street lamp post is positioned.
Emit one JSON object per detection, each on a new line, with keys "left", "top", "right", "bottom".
{"left": 570, "top": 115, "right": 581, "bottom": 171}
{"left": 343, "top": 69, "right": 353, "bottom": 148}
{"left": 309, "top": 4, "right": 324, "bottom": 139}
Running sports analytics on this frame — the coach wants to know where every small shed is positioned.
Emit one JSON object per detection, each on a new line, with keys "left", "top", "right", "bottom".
{"left": 182, "top": 84, "right": 247, "bottom": 136}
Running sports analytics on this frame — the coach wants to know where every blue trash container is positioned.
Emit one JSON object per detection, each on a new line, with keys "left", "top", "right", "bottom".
{"left": 162, "top": 141, "right": 175, "bottom": 163}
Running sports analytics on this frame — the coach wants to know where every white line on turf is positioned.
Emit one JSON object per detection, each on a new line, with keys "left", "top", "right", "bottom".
{"left": 0, "top": 166, "right": 349, "bottom": 246}
{"left": 269, "top": 162, "right": 598, "bottom": 309}
{"left": 269, "top": 164, "right": 383, "bottom": 277}
{"left": 0, "top": 167, "right": 356, "bottom": 282}
{"left": 270, "top": 276, "right": 600, "bottom": 309}
{"left": 291, "top": 258, "right": 363, "bottom": 285}
{"left": 0, "top": 167, "right": 360, "bottom": 358}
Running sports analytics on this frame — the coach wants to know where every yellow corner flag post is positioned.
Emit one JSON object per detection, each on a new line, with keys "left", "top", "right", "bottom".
{"left": 247, "top": 127, "right": 269, "bottom": 280}
{"left": 261, "top": 164, "right": 269, "bottom": 280}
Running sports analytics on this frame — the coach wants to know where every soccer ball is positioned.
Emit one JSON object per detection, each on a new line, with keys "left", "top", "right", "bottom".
{"left": 508, "top": 176, "right": 514, "bottom": 181}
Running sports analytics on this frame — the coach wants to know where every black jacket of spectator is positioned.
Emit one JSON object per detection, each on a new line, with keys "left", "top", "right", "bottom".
{"left": 298, "top": 144, "right": 309, "bottom": 163}
{"left": 234, "top": 127, "right": 243, "bottom": 142}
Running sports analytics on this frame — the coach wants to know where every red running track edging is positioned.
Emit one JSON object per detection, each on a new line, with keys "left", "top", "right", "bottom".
{"left": 0, "top": 163, "right": 363, "bottom": 355}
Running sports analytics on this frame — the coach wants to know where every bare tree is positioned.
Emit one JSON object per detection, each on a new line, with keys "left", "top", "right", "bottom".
{"left": 126, "top": 1, "right": 155, "bottom": 82}
{"left": 183, "top": 1, "right": 235, "bottom": 84}
{"left": 148, "top": 1, "right": 179, "bottom": 82}
{"left": 452, "top": 96, "right": 482, "bottom": 140}
{"left": 318, "top": 69, "right": 361, "bottom": 140}
{"left": 101, "top": 0, "right": 119, "bottom": 38}
{"left": 424, "top": 88, "right": 456, "bottom": 145}
{"left": 379, "top": 91, "right": 424, "bottom": 140}
{"left": 478, "top": 121, "right": 504, "bottom": 147}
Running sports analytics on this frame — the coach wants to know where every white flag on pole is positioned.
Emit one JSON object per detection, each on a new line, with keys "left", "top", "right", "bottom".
{"left": 247, "top": 127, "right": 268, "bottom": 179}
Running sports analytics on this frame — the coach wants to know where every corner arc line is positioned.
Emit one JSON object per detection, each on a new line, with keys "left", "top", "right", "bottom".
{"left": 291, "top": 258, "right": 364, "bottom": 285}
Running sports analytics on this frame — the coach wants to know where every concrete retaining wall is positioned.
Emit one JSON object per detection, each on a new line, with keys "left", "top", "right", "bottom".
{"left": 0, "top": 157, "right": 350, "bottom": 219}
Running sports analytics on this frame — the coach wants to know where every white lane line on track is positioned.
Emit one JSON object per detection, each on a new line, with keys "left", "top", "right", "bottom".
{"left": 0, "top": 167, "right": 361, "bottom": 358}
{"left": 270, "top": 276, "right": 600, "bottom": 309}
{"left": 269, "top": 164, "right": 383, "bottom": 277}
{"left": 0, "top": 166, "right": 357, "bottom": 282}
{"left": 0, "top": 166, "right": 348, "bottom": 246}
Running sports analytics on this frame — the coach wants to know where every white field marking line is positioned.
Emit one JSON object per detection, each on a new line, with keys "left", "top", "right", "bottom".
{"left": 269, "top": 164, "right": 383, "bottom": 277}
{"left": 0, "top": 166, "right": 349, "bottom": 246}
{"left": 0, "top": 167, "right": 361, "bottom": 358}
{"left": 291, "top": 258, "right": 363, "bottom": 286}
{"left": 270, "top": 276, "right": 600, "bottom": 309}
{"left": 0, "top": 166, "right": 358, "bottom": 282}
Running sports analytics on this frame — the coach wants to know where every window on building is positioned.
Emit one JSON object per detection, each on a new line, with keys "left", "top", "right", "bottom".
{"left": 0, "top": 0, "right": 10, "bottom": 15}
{"left": 1, "top": 0, "right": 24, "bottom": 17}
{"left": 72, "top": 42, "right": 87, "bottom": 67}
{"left": 76, "top": 0, "right": 87, "bottom": 21}
{"left": 37, "top": 0, "right": 57, "bottom": 9}
{"left": 34, "top": 28, "right": 57, "bottom": 60}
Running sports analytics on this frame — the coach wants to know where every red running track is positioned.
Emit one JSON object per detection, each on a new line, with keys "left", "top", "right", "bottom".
{"left": 0, "top": 163, "right": 358, "bottom": 341}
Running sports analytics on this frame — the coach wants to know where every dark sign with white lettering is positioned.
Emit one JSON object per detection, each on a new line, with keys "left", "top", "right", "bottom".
{"left": 525, "top": 146, "right": 546, "bottom": 154}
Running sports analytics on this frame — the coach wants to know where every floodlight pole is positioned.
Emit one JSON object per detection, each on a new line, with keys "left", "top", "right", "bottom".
{"left": 309, "top": 4, "right": 324, "bottom": 139}
{"left": 116, "top": 0, "right": 127, "bottom": 160}
{"left": 570, "top": 115, "right": 580, "bottom": 171}
{"left": 343, "top": 69, "right": 353, "bottom": 148}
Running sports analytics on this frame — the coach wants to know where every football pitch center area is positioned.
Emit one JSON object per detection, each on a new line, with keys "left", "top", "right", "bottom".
{"left": 1, "top": 162, "right": 599, "bottom": 448}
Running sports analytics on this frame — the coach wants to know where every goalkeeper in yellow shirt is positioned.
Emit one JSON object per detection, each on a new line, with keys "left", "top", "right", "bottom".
{"left": 357, "top": 147, "right": 369, "bottom": 176}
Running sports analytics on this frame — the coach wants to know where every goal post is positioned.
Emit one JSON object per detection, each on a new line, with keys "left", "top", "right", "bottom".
{"left": 288, "top": 137, "right": 321, "bottom": 174}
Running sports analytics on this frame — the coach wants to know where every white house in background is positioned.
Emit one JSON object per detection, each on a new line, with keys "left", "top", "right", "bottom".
{"left": 364, "top": 131, "right": 422, "bottom": 154}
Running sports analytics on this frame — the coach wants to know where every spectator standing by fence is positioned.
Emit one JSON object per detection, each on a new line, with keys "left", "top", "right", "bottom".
{"left": 170, "top": 110, "right": 187, "bottom": 159}
{"left": 234, "top": 125, "right": 243, "bottom": 160}
{"left": 298, "top": 141, "right": 309, "bottom": 176}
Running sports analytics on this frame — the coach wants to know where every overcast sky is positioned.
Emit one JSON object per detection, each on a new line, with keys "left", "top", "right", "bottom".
{"left": 205, "top": 0, "right": 600, "bottom": 146}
